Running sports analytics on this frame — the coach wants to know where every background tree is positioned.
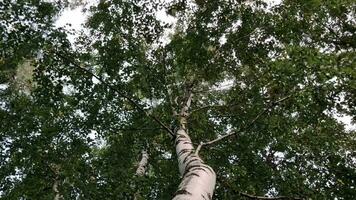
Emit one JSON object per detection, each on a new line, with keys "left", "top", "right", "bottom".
{"left": 1, "top": 0, "right": 355, "bottom": 199}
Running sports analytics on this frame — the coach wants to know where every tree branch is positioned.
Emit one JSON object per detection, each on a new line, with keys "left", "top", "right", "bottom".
{"left": 195, "top": 93, "right": 293, "bottom": 154}
{"left": 54, "top": 51, "right": 175, "bottom": 137}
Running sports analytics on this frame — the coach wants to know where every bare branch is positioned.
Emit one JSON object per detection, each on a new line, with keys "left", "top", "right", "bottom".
{"left": 195, "top": 141, "right": 204, "bottom": 155}
{"left": 54, "top": 51, "right": 175, "bottom": 137}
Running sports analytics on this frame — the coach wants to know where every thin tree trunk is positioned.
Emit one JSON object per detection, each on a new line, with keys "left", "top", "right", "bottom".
{"left": 53, "top": 178, "right": 62, "bottom": 200}
{"left": 134, "top": 149, "right": 149, "bottom": 200}
{"left": 136, "top": 149, "right": 149, "bottom": 176}
{"left": 50, "top": 164, "right": 63, "bottom": 200}
{"left": 172, "top": 89, "right": 216, "bottom": 200}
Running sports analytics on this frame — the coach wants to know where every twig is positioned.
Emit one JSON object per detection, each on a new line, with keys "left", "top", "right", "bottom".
{"left": 54, "top": 51, "right": 175, "bottom": 137}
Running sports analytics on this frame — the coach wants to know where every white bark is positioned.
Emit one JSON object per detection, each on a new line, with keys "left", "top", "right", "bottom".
{"left": 136, "top": 150, "right": 149, "bottom": 176}
{"left": 134, "top": 149, "right": 149, "bottom": 200}
{"left": 53, "top": 179, "right": 62, "bottom": 200}
{"left": 172, "top": 128, "right": 216, "bottom": 200}
{"left": 50, "top": 164, "right": 63, "bottom": 200}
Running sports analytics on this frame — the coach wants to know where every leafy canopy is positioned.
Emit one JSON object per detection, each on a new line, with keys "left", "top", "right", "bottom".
{"left": 0, "top": 0, "right": 355, "bottom": 199}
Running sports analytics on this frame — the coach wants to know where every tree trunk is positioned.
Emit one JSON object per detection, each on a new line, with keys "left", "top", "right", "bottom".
{"left": 50, "top": 164, "right": 63, "bottom": 200}
{"left": 134, "top": 149, "right": 149, "bottom": 200}
{"left": 136, "top": 149, "right": 149, "bottom": 176}
{"left": 172, "top": 128, "right": 216, "bottom": 200}
{"left": 53, "top": 178, "right": 63, "bottom": 200}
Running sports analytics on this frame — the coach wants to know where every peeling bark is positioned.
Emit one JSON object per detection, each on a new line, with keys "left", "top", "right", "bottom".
{"left": 172, "top": 128, "right": 216, "bottom": 200}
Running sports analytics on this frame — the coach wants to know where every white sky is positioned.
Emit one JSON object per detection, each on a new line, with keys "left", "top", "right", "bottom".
{"left": 55, "top": 0, "right": 283, "bottom": 33}
{"left": 55, "top": 6, "right": 88, "bottom": 43}
{"left": 55, "top": 6, "right": 86, "bottom": 31}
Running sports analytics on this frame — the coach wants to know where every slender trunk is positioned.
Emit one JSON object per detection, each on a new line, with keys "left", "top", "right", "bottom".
{"left": 134, "top": 149, "right": 149, "bottom": 200}
{"left": 172, "top": 89, "right": 216, "bottom": 200}
{"left": 51, "top": 164, "right": 63, "bottom": 200}
{"left": 172, "top": 128, "right": 216, "bottom": 200}
{"left": 136, "top": 149, "right": 149, "bottom": 176}
{"left": 53, "top": 178, "right": 62, "bottom": 200}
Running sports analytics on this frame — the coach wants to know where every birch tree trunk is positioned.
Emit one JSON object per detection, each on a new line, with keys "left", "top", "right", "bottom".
{"left": 50, "top": 164, "right": 63, "bottom": 200}
{"left": 53, "top": 179, "right": 63, "bottom": 200}
{"left": 134, "top": 149, "right": 149, "bottom": 200}
{"left": 172, "top": 128, "right": 216, "bottom": 200}
{"left": 136, "top": 149, "right": 149, "bottom": 176}
{"left": 172, "top": 90, "right": 216, "bottom": 200}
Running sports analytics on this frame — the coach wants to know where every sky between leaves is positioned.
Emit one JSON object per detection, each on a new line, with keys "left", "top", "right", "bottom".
{"left": 54, "top": 0, "right": 355, "bottom": 132}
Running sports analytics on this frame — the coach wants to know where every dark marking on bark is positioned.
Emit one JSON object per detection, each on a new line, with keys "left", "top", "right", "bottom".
{"left": 183, "top": 165, "right": 205, "bottom": 176}
{"left": 189, "top": 154, "right": 198, "bottom": 159}
{"left": 207, "top": 192, "right": 212, "bottom": 200}
{"left": 175, "top": 139, "right": 186, "bottom": 146}
{"left": 178, "top": 149, "right": 193, "bottom": 157}
{"left": 183, "top": 141, "right": 192, "bottom": 145}
{"left": 183, "top": 152, "right": 193, "bottom": 164}
{"left": 185, "top": 172, "right": 200, "bottom": 178}
{"left": 198, "top": 166, "right": 208, "bottom": 173}
{"left": 176, "top": 134, "right": 187, "bottom": 140}
{"left": 202, "top": 165, "right": 215, "bottom": 175}
{"left": 174, "top": 189, "right": 192, "bottom": 196}
{"left": 184, "top": 157, "right": 201, "bottom": 166}
{"left": 201, "top": 194, "right": 208, "bottom": 200}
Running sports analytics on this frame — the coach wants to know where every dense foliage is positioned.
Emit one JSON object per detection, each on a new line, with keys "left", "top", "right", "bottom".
{"left": 1, "top": 0, "right": 355, "bottom": 199}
